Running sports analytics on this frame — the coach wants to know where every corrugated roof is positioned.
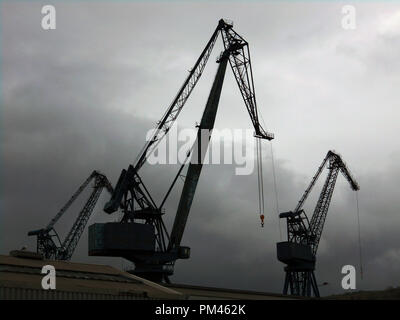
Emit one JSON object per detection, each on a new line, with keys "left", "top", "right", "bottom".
{"left": 0, "top": 254, "right": 183, "bottom": 299}
{"left": 165, "top": 283, "right": 300, "bottom": 300}
{"left": 0, "top": 254, "right": 298, "bottom": 300}
{"left": 0, "top": 265, "right": 140, "bottom": 283}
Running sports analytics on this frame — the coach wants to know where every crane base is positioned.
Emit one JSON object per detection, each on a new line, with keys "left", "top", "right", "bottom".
{"left": 283, "top": 269, "right": 320, "bottom": 298}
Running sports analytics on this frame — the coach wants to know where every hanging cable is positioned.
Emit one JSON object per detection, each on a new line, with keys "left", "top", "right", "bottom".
{"left": 356, "top": 191, "right": 364, "bottom": 280}
{"left": 256, "top": 138, "right": 265, "bottom": 227}
{"left": 253, "top": 102, "right": 271, "bottom": 229}
{"left": 270, "top": 142, "right": 282, "bottom": 241}
{"left": 259, "top": 140, "right": 265, "bottom": 215}
{"left": 256, "top": 139, "right": 261, "bottom": 215}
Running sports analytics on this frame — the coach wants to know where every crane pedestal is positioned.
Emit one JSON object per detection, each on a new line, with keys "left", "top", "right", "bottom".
{"left": 282, "top": 268, "right": 319, "bottom": 298}
{"left": 88, "top": 222, "right": 190, "bottom": 282}
{"left": 277, "top": 241, "right": 319, "bottom": 297}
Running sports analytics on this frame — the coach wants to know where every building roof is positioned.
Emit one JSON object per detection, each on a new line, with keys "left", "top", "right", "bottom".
{"left": 1, "top": 252, "right": 298, "bottom": 300}
{"left": 0, "top": 253, "right": 183, "bottom": 299}
{"left": 165, "top": 283, "right": 299, "bottom": 300}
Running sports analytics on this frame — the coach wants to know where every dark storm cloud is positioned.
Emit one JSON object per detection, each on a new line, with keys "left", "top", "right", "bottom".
{"left": 1, "top": 1, "right": 400, "bottom": 296}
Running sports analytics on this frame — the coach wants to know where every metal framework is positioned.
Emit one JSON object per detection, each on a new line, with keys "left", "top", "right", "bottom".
{"left": 221, "top": 26, "right": 273, "bottom": 140}
{"left": 100, "top": 19, "right": 274, "bottom": 282}
{"left": 104, "top": 164, "right": 170, "bottom": 260}
{"left": 28, "top": 171, "right": 113, "bottom": 260}
{"left": 133, "top": 20, "right": 273, "bottom": 172}
{"left": 277, "top": 151, "right": 359, "bottom": 297}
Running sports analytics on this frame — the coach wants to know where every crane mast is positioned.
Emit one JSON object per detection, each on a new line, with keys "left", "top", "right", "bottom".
{"left": 169, "top": 51, "right": 229, "bottom": 251}
{"left": 91, "top": 19, "right": 273, "bottom": 282}
{"left": 277, "top": 150, "right": 359, "bottom": 297}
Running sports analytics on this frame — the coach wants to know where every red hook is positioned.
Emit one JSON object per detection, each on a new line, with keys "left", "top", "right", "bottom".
{"left": 260, "top": 214, "right": 265, "bottom": 227}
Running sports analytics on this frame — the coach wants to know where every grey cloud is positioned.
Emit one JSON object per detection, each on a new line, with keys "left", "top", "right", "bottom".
{"left": 1, "top": 1, "right": 400, "bottom": 296}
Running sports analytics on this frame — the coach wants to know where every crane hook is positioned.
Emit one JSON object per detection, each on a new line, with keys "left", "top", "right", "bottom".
{"left": 260, "top": 214, "right": 265, "bottom": 228}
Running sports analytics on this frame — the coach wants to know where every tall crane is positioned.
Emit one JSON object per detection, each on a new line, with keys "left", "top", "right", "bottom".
{"left": 28, "top": 171, "right": 113, "bottom": 260}
{"left": 277, "top": 150, "right": 359, "bottom": 297}
{"left": 89, "top": 19, "right": 274, "bottom": 282}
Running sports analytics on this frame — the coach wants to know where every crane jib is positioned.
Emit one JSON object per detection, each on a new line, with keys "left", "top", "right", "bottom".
{"left": 134, "top": 19, "right": 273, "bottom": 172}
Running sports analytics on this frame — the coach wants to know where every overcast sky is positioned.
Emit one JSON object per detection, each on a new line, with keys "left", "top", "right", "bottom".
{"left": 1, "top": 1, "right": 400, "bottom": 296}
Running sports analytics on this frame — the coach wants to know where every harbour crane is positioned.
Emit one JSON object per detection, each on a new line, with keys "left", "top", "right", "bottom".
{"left": 89, "top": 19, "right": 274, "bottom": 282}
{"left": 277, "top": 150, "right": 359, "bottom": 297}
{"left": 28, "top": 171, "right": 113, "bottom": 260}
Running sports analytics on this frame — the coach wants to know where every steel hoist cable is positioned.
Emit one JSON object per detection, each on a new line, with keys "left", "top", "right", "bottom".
{"left": 259, "top": 140, "right": 265, "bottom": 215}
{"left": 256, "top": 139, "right": 262, "bottom": 215}
{"left": 269, "top": 142, "right": 282, "bottom": 241}
{"left": 256, "top": 138, "right": 265, "bottom": 227}
{"left": 356, "top": 191, "right": 364, "bottom": 280}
